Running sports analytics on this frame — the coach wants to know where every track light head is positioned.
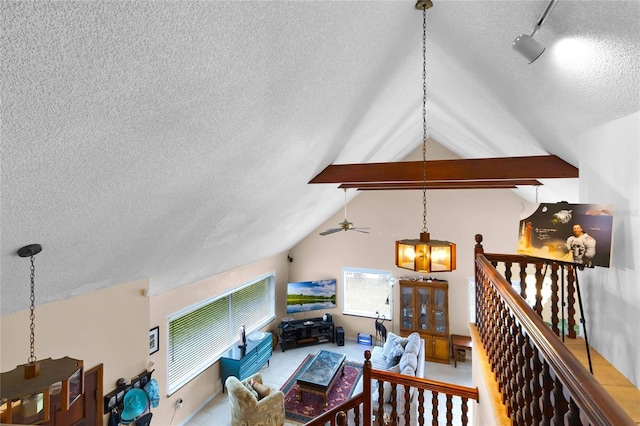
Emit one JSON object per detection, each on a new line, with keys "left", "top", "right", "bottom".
{"left": 512, "top": 34, "right": 545, "bottom": 64}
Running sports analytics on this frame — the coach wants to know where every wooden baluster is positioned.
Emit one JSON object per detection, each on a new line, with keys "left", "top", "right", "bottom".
{"left": 499, "top": 306, "right": 510, "bottom": 406}
{"left": 550, "top": 263, "right": 560, "bottom": 336}
{"left": 565, "top": 397, "right": 581, "bottom": 426}
{"left": 353, "top": 405, "right": 361, "bottom": 426}
{"left": 530, "top": 346, "right": 543, "bottom": 424}
{"left": 552, "top": 373, "right": 569, "bottom": 425}
{"left": 445, "top": 394, "right": 453, "bottom": 425}
{"left": 504, "top": 261, "right": 513, "bottom": 285}
{"left": 476, "top": 275, "right": 484, "bottom": 336}
{"left": 376, "top": 379, "right": 384, "bottom": 420}
{"left": 514, "top": 325, "right": 527, "bottom": 424}
{"left": 566, "top": 266, "right": 577, "bottom": 338}
{"left": 540, "top": 362, "right": 554, "bottom": 425}
{"left": 402, "top": 385, "right": 411, "bottom": 425}
{"left": 521, "top": 334, "right": 534, "bottom": 425}
{"left": 489, "top": 291, "right": 499, "bottom": 374}
{"left": 460, "top": 397, "right": 469, "bottom": 426}
{"left": 488, "top": 290, "right": 499, "bottom": 373}
{"left": 417, "top": 388, "right": 425, "bottom": 426}
{"left": 336, "top": 411, "right": 347, "bottom": 426}
{"left": 431, "top": 391, "right": 439, "bottom": 426}
{"left": 482, "top": 289, "right": 491, "bottom": 351}
{"left": 534, "top": 262, "right": 544, "bottom": 317}
{"left": 506, "top": 312, "right": 517, "bottom": 419}
{"left": 518, "top": 262, "right": 528, "bottom": 300}
{"left": 389, "top": 384, "right": 397, "bottom": 426}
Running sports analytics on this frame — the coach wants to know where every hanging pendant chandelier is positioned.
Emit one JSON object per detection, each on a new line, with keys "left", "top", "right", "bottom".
{"left": 395, "top": 1, "right": 456, "bottom": 273}
{"left": 0, "top": 244, "right": 84, "bottom": 425}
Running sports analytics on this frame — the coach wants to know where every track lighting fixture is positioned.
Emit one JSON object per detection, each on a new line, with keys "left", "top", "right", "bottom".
{"left": 512, "top": 0, "right": 557, "bottom": 64}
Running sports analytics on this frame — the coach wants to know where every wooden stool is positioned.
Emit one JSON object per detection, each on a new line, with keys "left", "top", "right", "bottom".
{"left": 450, "top": 334, "right": 472, "bottom": 368}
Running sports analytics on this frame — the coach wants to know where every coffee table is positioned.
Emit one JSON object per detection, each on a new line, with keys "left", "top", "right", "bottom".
{"left": 297, "top": 350, "right": 346, "bottom": 407}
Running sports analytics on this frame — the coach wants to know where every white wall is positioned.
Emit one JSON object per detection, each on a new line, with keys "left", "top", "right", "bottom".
{"left": 579, "top": 110, "right": 640, "bottom": 387}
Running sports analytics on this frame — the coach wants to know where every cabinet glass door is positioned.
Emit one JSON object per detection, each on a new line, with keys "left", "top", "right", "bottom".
{"left": 417, "top": 288, "right": 430, "bottom": 332}
{"left": 401, "top": 286, "right": 414, "bottom": 330}
{"left": 433, "top": 288, "right": 447, "bottom": 333}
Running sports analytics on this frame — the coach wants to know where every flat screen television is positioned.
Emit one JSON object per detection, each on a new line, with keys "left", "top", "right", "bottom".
{"left": 286, "top": 279, "right": 337, "bottom": 314}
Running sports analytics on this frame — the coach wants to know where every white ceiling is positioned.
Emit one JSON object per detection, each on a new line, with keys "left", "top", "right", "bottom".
{"left": 2, "top": 1, "right": 639, "bottom": 314}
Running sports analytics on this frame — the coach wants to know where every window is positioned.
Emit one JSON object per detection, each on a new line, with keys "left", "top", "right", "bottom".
{"left": 342, "top": 267, "right": 393, "bottom": 319}
{"left": 167, "top": 273, "right": 275, "bottom": 394}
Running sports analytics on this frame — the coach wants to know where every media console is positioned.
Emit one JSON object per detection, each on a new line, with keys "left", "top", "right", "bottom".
{"left": 277, "top": 317, "right": 335, "bottom": 352}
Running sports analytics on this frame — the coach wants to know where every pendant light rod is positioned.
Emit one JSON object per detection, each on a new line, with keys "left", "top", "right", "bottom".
{"left": 394, "top": 1, "right": 456, "bottom": 273}
{"left": 421, "top": 4, "right": 428, "bottom": 234}
{"left": 18, "top": 244, "right": 42, "bottom": 365}
{"left": 530, "top": 0, "right": 557, "bottom": 37}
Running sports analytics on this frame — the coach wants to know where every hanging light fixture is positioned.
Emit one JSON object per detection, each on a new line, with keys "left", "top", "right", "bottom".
{"left": 395, "top": 1, "right": 456, "bottom": 273}
{"left": 0, "top": 244, "right": 84, "bottom": 425}
{"left": 512, "top": 0, "right": 558, "bottom": 64}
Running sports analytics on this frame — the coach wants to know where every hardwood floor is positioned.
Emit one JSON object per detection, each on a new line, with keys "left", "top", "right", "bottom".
{"left": 564, "top": 337, "right": 640, "bottom": 423}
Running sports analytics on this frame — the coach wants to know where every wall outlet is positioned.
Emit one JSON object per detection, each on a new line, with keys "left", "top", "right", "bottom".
{"left": 176, "top": 398, "right": 183, "bottom": 408}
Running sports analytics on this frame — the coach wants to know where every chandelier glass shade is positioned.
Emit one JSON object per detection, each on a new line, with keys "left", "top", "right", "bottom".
{"left": 396, "top": 232, "right": 456, "bottom": 273}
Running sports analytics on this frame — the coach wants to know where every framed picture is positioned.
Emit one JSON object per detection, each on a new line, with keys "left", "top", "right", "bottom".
{"left": 149, "top": 326, "right": 159, "bottom": 355}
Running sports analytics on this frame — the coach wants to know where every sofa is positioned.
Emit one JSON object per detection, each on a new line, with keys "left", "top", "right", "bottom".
{"left": 354, "top": 331, "right": 425, "bottom": 421}
{"left": 225, "top": 373, "right": 285, "bottom": 426}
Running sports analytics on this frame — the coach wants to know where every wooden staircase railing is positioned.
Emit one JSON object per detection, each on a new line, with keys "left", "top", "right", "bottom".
{"left": 476, "top": 239, "right": 580, "bottom": 340}
{"left": 304, "top": 351, "right": 479, "bottom": 426}
{"left": 303, "top": 232, "right": 633, "bottom": 425}
{"left": 474, "top": 234, "right": 634, "bottom": 425}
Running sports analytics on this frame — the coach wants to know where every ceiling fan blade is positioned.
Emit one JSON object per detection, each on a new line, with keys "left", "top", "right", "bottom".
{"left": 319, "top": 228, "right": 343, "bottom": 236}
{"left": 350, "top": 229, "right": 370, "bottom": 234}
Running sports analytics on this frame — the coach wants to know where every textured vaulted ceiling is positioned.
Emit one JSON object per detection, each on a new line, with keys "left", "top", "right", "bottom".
{"left": 2, "top": 1, "right": 639, "bottom": 314}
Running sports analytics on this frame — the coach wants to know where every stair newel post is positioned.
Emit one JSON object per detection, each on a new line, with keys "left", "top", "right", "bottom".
{"left": 474, "top": 234, "right": 483, "bottom": 326}
{"left": 362, "top": 350, "right": 372, "bottom": 426}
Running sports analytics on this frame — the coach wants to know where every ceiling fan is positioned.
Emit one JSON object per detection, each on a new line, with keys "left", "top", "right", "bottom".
{"left": 319, "top": 189, "right": 370, "bottom": 236}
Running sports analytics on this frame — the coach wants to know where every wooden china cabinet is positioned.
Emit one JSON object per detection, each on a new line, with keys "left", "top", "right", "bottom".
{"left": 399, "top": 279, "right": 450, "bottom": 363}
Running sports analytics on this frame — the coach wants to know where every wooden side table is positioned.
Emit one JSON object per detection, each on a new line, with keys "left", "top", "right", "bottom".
{"left": 450, "top": 334, "right": 472, "bottom": 368}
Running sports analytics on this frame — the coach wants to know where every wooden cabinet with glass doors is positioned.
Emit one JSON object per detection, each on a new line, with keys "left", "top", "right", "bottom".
{"left": 399, "top": 279, "right": 450, "bottom": 363}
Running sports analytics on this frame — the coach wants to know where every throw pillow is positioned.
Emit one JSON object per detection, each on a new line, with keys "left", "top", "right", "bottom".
{"left": 243, "top": 381, "right": 259, "bottom": 399}
{"left": 399, "top": 350, "right": 418, "bottom": 372}
{"left": 383, "top": 332, "right": 409, "bottom": 359}
{"left": 386, "top": 343, "right": 405, "bottom": 368}
{"left": 251, "top": 379, "right": 271, "bottom": 400}
{"left": 404, "top": 332, "right": 422, "bottom": 356}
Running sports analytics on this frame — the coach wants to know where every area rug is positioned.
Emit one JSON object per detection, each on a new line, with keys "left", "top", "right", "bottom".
{"left": 281, "top": 354, "right": 363, "bottom": 423}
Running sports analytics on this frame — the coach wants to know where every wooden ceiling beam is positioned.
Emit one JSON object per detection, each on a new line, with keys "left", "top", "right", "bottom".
{"left": 309, "top": 155, "right": 577, "bottom": 184}
{"left": 339, "top": 179, "right": 542, "bottom": 190}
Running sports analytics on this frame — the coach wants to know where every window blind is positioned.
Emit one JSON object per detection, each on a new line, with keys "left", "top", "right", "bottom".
{"left": 167, "top": 273, "right": 275, "bottom": 394}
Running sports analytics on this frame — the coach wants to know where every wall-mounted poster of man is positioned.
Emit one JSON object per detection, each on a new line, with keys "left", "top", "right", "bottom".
{"left": 517, "top": 202, "right": 613, "bottom": 268}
